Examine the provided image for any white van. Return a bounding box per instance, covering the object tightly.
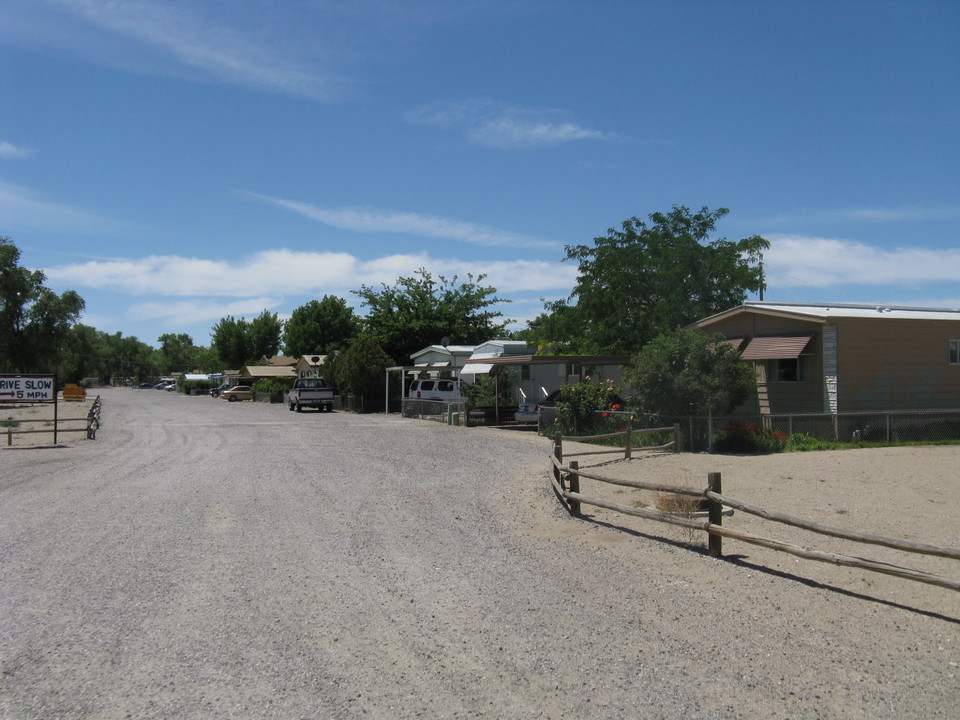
[407,378,464,401]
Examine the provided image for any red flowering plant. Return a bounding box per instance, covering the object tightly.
[552,379,626,437]
[713,420,788,454]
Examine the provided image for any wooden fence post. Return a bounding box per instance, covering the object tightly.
[553,431,563,487]
[568,460,581,516]
[707,472,723,558]
[673,423,681,453]
[624,421,633,460]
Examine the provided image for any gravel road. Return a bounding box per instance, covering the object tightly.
[1,388,958,719]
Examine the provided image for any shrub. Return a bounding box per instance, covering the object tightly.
[552,379,624,436]
[250,378,290,395]
[713,420,788,454]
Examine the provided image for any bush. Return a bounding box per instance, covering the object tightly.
[552,379,624,436]
[250,378,290,395]
[713,420,788,454]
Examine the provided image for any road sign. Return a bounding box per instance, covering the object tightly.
[0,375,56,402]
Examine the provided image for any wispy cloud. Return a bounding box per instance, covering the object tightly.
[765,234,960,289]
[0,181,117,233]
[407,99,614,148]
[244,191,558,249]
[22,0,341,100]
[764,204,960,226]
[43,249,576,300]
[0,141,34,159]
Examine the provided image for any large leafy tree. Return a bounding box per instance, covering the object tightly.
[562,206,768,355]
[283,296,358,357]
[248,310,283,359]
[625,328,754,416]
[1,236,85,373]
[211,311,283,368]
[354,268,508,363]
[211,316,250,369]
[157,333,197,373]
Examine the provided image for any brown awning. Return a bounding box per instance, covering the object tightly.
[740,335,813,360]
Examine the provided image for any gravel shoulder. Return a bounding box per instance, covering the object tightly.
[1,388,958,719]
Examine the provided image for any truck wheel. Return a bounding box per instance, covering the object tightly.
[295,403,302,413]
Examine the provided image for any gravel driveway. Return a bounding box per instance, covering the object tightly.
[1,388,957,719]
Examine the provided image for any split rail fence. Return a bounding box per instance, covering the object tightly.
[550,432,960,593]
[3,395,102,446]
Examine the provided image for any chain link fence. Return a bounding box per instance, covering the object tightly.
[656,408,960,452]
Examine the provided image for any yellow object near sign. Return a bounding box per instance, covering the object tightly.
[62,384,87,402]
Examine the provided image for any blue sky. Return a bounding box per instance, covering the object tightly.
[2,0,958,350]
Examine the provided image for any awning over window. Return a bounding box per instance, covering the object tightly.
[740,334,813,360]
[459,363,493,376]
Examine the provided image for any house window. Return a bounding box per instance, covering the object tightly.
[768,356,808,382]
[520,365,531,381]
[950,340,960,365]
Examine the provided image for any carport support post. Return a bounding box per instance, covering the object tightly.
[707,472,723,558]
[624,420,632,460]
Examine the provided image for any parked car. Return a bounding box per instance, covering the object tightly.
[210,383,231,398]
[221,385,253,402]
[514,389,561,423]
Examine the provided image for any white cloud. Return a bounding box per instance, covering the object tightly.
[0,141,34,159]
[407,98,613,148]
[244,192,558,249]
[128,297,282,326]
[43,249,576,299]
[765,234,960,288]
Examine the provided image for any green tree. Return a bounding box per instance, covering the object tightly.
[354,268,508,363]
[624,328,754,416]
[563,206,768,355]
[211,316,250,369]
[158,333,196,373]
[0,237,85,373]
[283,296,359,357]
[519,299,593,354]
[329,334,392,411]
[248,310,283,359]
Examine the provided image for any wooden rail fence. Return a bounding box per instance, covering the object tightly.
[550,436,960,593]
[3,395,102,445]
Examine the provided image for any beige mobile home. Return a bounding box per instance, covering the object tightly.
[694,302,960,414]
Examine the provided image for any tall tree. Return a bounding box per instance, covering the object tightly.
[563,206,768,355]
[354,268,508,363]
[157,333,196,373]
[1,236,85,373]
[283,296,358,357]
[211,316,250,369]
[248,310,283,359]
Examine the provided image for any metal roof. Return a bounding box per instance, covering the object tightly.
[696,302,960,326]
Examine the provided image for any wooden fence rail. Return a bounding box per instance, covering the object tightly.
[549,452,960,593]
[3,395,101,445]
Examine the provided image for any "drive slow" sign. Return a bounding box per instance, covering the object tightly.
[0,376,56,402]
